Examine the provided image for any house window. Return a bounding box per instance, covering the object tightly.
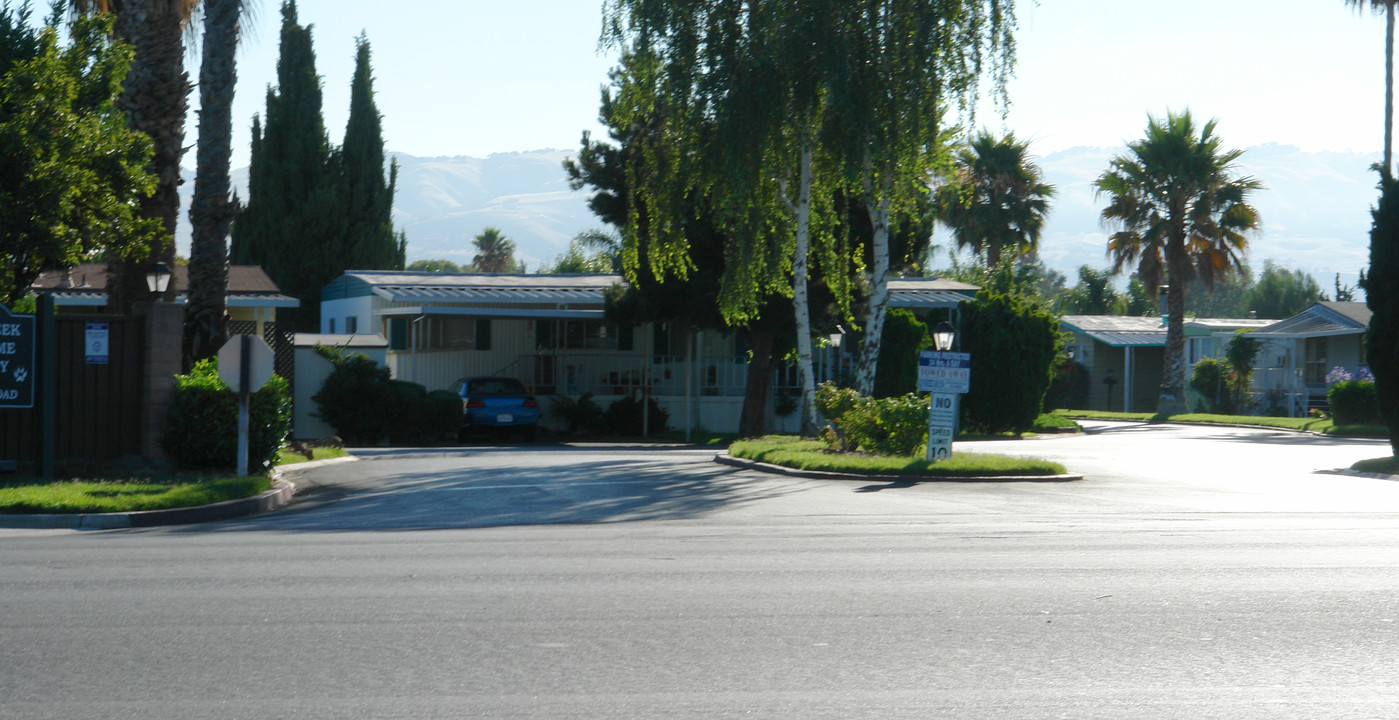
[535,320,626,350]
[417,317,490,350]
[1187,337,1207,365]
[1305,337,1328,384]
[346,316,358,334]
[328,318,336,333]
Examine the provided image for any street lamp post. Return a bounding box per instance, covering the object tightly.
[827,325,844,386]
[145,262,173,297]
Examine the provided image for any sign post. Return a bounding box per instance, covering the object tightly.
[918,350,971,462]
[218,335,276,476]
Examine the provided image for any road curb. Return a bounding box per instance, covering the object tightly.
[714,454,1082,483]
[0,479,297,530]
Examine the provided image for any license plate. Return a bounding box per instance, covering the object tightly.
[496,414,513,423]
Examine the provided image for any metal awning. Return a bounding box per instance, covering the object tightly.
[377,305,605,320]
[371,285,610,305]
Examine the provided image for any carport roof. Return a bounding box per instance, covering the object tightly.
[1061,316,1166,347]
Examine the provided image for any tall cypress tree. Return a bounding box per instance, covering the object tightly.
[1367,171,1399,455]
[339,33,405,271]
[231,0,343,331]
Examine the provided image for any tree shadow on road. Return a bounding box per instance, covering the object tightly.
[180,450,800,534]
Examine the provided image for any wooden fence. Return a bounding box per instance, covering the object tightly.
[0,314,145,472]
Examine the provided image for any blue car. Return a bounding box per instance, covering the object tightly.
[457,377,540,441]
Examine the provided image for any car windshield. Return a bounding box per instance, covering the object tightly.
[468,378,527,395]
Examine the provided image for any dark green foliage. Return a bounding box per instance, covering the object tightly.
[1057,266,1123,315]
[814,383,928,457]
[1223,332,1261,411]
[872,309,932,399]
[309,346,456,445]
[1329,380,1380,426]
[1045,360,1090,411]
[958,291,1059,435]
[1367,172,1399,453]
[549,393,607,435]
[1190,357,1229,413]
[339,34,405,272]
[603,395,669,436]
[837,394,928,457]
[310,346,394,444]
[0,7,159,304]
[1245,261,1324,319]
[383,383,458,445]
[233,3,404,332]
[161,359,292,472]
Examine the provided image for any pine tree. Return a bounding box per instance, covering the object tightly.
[231,0,343,332]
[339,33,403,271]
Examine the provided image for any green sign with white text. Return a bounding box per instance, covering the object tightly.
[0,303,36,408]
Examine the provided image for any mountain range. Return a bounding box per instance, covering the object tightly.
[175,144,1381,290]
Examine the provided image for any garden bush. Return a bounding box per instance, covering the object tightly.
[311,347,458,445]
[549,393,606,435]
[958,291,1058,435]
[312,347,395,444]
[161,358,292,472]
[1329,380,1380,426]
[1189,357,1228,413]
[815,383,928,457]
[604,395,670,436]
[1045,360,1090,411]
[872,309,932,398]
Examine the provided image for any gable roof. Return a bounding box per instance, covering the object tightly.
[31,263,298,308]
[1253,301,1370,337]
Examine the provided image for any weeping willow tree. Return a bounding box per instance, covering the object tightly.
[603,0,1019,416]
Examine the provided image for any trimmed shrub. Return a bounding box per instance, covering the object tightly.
[162,358,292,473]
[815,383,929,457]
[872,309,933,398]
[1045,360,1090,411]
[1330,380,1380,426]
[604,395,670,436]
[311,347,458,445]
[1189,357,1228,413]
[958,291,1058,435]
[311,348,395,444]
[549,393,606,435]
[838,393,928,456]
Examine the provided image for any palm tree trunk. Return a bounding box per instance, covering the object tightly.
[1158,265,1189,416]
[186,0,240,367]
[106,0,190,314]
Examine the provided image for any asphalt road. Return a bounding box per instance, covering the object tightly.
[3,422,1399,719]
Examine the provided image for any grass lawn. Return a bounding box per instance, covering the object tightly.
[728,436,1067,478]
[1352,456,1399,475]
[277,447,351,465]
[0,475,272,515]
[1060,409,1387,438]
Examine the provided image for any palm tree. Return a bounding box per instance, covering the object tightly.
[71,0,200,313]
[471,227,518,273]
[1095,110,1262,415]
[934,131,1056,268]
[1348,0,1396,176]
[185,0,249,366]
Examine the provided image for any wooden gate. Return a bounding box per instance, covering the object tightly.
[0,314,145,472]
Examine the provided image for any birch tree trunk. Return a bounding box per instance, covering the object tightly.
[855,170,893,397]
[788,143,819,435]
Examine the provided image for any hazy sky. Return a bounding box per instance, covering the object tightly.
[213,0,1388,164]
